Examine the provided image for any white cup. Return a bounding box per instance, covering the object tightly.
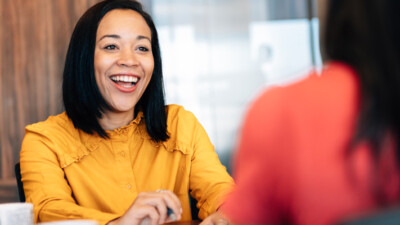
[38,220,99,225]
[0,202,33,225]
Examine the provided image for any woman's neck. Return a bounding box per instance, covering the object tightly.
[98,110,135,131]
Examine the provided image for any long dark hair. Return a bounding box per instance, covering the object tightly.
[62,0,169,142]
[323,0,400,201]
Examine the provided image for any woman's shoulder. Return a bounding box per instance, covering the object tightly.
[255,62,358,109]
[22,112,100,167]
[25,112,75,134]
[166,104,195,119]
[24,112,80,144]
[164,104,203,149]
[165,104,200,128]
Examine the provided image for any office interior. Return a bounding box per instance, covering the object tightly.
[0,0,320,202]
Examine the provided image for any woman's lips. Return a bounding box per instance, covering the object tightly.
[110,74,140,93]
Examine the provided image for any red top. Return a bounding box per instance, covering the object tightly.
[221,62,400,225]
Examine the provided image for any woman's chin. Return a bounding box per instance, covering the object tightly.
[107,105,135,115]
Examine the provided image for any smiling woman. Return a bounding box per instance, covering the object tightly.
[19,1,234,225]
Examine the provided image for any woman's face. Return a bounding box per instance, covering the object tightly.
[94,9,154,116]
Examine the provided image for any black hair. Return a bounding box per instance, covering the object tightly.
[323,0,400,201]
[62,0,169,142]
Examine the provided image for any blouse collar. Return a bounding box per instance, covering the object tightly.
[79,111,147,145]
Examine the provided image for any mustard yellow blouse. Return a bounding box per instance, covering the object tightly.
[20,105,234,225]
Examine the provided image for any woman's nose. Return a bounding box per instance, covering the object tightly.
[117,49,138,67]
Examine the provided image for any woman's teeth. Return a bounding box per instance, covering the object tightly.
[111,75,138,87]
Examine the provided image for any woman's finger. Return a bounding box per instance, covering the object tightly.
[123,190,183,224]
[154,190,182,221]
[215,218,229,225]
[135,205,160,225]
[150,196,168,224]
[199,212,230,225]
[135,191,181,222]
[159,189,182,213]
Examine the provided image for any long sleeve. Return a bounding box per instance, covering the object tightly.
[190,121,234,219]
[20,131,120,225]
[170,109,235,220]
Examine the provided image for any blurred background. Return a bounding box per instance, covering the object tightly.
[154,0,322,170]
[0,0,321,202]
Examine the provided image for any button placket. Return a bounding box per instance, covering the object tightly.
[111,138,136,193]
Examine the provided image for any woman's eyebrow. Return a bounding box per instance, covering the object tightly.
[98,34,151,42]
[99,34,120,41]
[137,35,151,42]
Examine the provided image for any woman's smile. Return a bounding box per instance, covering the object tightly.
[110,74,140,93]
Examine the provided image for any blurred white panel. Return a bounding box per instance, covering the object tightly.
[250,19,313,86]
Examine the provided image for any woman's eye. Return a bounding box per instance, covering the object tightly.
[104,45,117,50]
[138,46,149,52]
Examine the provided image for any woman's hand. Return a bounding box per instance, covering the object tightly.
[200,212,230,225]
[107,189,182,225]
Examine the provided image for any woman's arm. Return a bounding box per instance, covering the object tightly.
[20,136,120,225]
[186,113,235,220]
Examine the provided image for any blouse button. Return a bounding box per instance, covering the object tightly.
[120,152,126,157]
[127,184,132,189]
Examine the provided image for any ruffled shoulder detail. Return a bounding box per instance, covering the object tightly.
[24,112,103,168]
[160,138,190,155]
[59,136,102,168]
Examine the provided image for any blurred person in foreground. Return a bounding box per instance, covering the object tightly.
[19,0,234,225]
[205,0,400,224]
